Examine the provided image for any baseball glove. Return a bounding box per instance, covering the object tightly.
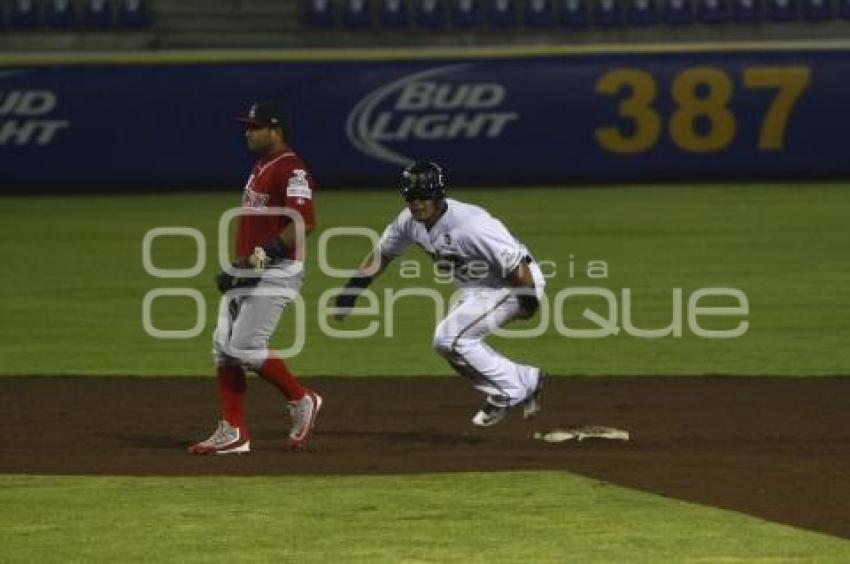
[215,263,260,294]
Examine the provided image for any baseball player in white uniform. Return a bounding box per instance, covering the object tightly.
[334,161,546,426]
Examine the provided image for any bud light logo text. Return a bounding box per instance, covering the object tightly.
[346,65,519,166]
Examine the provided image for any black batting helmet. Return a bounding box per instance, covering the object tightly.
[399,160,447,202]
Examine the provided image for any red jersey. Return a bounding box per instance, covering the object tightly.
[235,147,316,261]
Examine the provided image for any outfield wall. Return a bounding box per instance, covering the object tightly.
[1,43,849,191]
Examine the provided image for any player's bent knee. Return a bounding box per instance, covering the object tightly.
[432,333,455,358]
[223,337,269,371]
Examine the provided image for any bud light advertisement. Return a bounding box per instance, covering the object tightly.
[2,48,850,191]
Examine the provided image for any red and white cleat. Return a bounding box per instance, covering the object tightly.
[285,390,322,449]
[188,420,250,455]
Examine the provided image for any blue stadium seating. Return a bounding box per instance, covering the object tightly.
[82,0,114,27]
[525,0,556,26]
[489,0,518,27]
[380,0,408,26]
[731,0,763,22]
[414,0,446,27]
[765,0,798,19]
[560,0,590,26]
[662,0,695,23]
[343,0,373,27]
[451,0,483,26]
[9,0,42,29]
[117,0,150,27]
[626,0,658,24]
[698,0,730,21]
[46,0,76,28]
[801,0,833,19]
[304,0,337,27]
[592,0,624,25]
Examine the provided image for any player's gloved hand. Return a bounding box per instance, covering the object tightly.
[216,260,260,294]
[333,275,373,321]
[516,291,540,319]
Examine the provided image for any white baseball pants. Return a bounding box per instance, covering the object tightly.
[432,262,546,406]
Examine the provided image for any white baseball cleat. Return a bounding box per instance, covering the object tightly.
[472,396,509,427]
[285,390,322,449]
[188,420,250,455]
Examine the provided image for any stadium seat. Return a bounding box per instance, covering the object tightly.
[343,0,373,27]
[82,0,114,27]
[560,0,591,25]
[9,0,41,29]
[731,0,763,21]
[117,0,150,27]
[451,0,483,26]
[525,0,556,26]
[46,0,77,28]
[662,0,695,23]
[304,0,337,27]
[591,0,624,25]
[626,0,658,24]
[698,0,730,21]
[379,0,408,26]
[489,0,518,27]
[801,0,833,19]
[841,0,850,18]
[765,0,798,20]
[414,0,446,27]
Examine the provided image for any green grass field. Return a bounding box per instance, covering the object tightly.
[1,183,849,376]
[2,473,848,563]
[1,184,849,561]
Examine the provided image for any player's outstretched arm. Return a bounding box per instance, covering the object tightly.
[333,249,392,321]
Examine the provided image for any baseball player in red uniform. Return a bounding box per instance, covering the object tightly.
[189,101,321,454]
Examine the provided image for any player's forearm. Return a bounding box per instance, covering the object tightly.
[357,249,389,279]
[334,250,391,319]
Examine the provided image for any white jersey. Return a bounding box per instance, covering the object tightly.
[378,198,531,289]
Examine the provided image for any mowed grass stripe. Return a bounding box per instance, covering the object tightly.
[1,472,848,562]
[0,183,848,376]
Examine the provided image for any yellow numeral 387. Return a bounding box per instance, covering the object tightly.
[594,66,810,154]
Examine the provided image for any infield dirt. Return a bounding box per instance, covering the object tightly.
[1,376,847,539]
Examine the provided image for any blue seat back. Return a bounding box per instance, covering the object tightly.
[525,0,556,25]
[380,0,408,26]
[414,0,446,27]
[765,0,798,20]
[304,0,337,26]
[117,0,150,27]
[662,0,694,23]
[9,0,42,29]
[698,0,730,21]
[560,0,590,25]
[83,0,114,27]
[46,0,77,28]
[343,0,373,27]
[489,0,518,27]
[801,0,833,19]
[451,0,483,26]
[592,0,624,24]
[731,0,763,21]
[626,0,658,24]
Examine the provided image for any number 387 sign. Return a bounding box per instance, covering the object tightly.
[594,66,811,154]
